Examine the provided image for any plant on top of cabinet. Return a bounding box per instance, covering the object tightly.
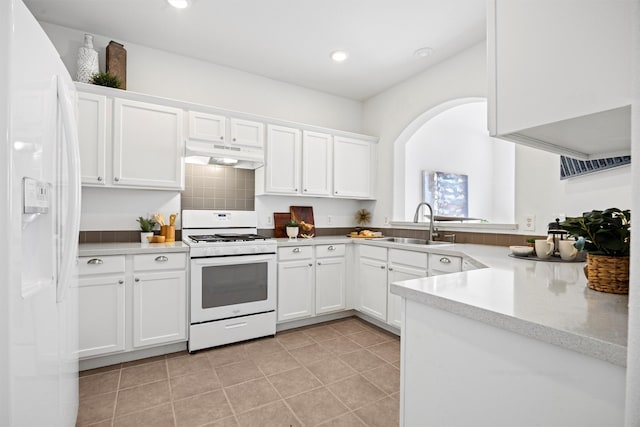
[90,71,122,89]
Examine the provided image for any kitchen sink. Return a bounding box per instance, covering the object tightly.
[376,237,450,245]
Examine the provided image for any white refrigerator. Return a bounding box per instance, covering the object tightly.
[0,0,82,426]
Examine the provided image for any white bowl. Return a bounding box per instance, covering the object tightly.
[510,245,534,256]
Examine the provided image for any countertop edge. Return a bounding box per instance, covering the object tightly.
[79,242,189,256]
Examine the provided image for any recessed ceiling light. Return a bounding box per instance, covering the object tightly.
[413,47,434,58]
[330,50,349,62]
[167,0,190,9]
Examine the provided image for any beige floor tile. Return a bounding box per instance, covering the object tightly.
[339,349,386,372]
[392,360,401,369]
[235,400,301,427]
[113,402,174,427]
[368,341,401,363]
[317,411,366,426]
[170,369,222,400]
[305,357,357,385]
[167,352,212,378]
[275,330,315,350]
[354,396,400,427]
[224,377,280,414]
[361,363,400,395]
[115,380,171,417]
[243,337,285,357]
[303,325,342,342]
[76,392,117,426]
[121,354,166,368]
[286,387,348,426]
[288,342,331,366]
[347,330,392,347]
[166,350,190,359]
[205,343,249,368]
[79,370,120,399]
[79,364,121,377]
[330,318,367,335]
[83,419,113,427]
[215,359,263,387]
[203,415,239,426]
[252,350,301,376]
[173,390,233,427]
[267,366,321,398]
[327,375,386,410]
[119,360,168,389]
[318,336,362,355]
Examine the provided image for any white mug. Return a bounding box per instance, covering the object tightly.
[558,240,578,261]
[535,239,554,259]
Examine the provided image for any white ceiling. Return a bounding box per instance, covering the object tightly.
[24,0,486,101]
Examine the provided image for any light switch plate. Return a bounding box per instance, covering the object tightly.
[523,214,535,231]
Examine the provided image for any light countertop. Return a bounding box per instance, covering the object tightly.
[389,244,628,367]
[79,242,189,256]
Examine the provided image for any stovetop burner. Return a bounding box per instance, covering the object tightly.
[188,233,271,243]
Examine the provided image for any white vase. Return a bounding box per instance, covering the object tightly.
[140,232,153,243]
[286,226,299,240]
[77,34,99,83]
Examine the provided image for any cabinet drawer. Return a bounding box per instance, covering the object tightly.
[78,255,125,276]
[359,245,387,261]
[278,246,313,261]
[316,244,345,258]
[389,249,428,269]
[428,253,462,273]
[134,253,186,271]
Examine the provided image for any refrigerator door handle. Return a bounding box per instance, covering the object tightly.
[56,75,81,303]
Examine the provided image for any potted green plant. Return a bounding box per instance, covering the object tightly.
[525,237,536,255]
[136,216,157,243]
[90,71,122,88]
[561,208,630,294]
[285,219,299,240]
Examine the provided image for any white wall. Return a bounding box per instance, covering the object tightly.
[363,41,632,233]
[39,22,369,230]
[404,101,515,223]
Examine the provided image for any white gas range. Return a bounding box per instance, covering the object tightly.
[182,210,277,352]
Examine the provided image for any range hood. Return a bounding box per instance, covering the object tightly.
[184,139,264,169]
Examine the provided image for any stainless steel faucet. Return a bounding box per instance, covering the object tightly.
[413,202,434,242]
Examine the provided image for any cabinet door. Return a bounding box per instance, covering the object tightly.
[302,130,332,196]
[387,264,426,329]
[428,253,462,276]
[113,98,184,189]
[358,257,387,321]
[333,136,373,198]
[230,118,264,149]
[316,257,346,314]
[132,270,187,348]
[77,275,125,358]
[77,92,107,186]
[277,260,314,321]
[265,124,301,194]
[188,111,226,142]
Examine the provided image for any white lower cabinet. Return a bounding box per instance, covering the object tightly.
[277,259,315,322]
[357,245,389,322]
[387,249,428,329]
[315,245,346,314]
[77,251,187,359]
[428,253,462,276]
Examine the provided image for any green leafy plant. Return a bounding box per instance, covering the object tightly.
[286,219,298,227]
[90,71,122,88]
[136,216,157,232]
[561,208,630,256]
[525,238,536,244]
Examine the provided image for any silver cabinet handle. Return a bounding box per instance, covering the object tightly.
[232,137,236,142]
[118,279,124,285]
[87,258,103,265]
[155,255,169,262]
[328,245,336,251]
[380,265,386,269]
[135,278,140,282]
[294,188,298,192]
[293,248,301,253]
[388,267,394,271]
[114,177,120,182]
[220,136,224,140]
[97,176,103,182]
[308,263,313,267]
[439,257,451,264]
[317,262,322,266]
[303,189,307,192]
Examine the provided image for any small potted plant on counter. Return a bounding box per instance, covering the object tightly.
[285,219,299,240]
[561,208,630,294]
[137,216,157,243]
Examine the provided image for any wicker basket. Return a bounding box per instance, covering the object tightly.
[585,254,630,294]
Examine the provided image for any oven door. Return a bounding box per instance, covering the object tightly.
[190,253,276,323]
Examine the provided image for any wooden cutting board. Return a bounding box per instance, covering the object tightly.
[273,212,291,238]
[290,206,315,236]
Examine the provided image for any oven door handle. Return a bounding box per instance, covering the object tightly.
[192,254,275,266]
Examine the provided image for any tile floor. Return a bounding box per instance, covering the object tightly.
[77,317,401,427]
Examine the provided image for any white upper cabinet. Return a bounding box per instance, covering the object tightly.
[188,111,226,142]
[113,98,184,189]
[333,136,374,199]
[77,92,107,186]
[301,130,332,196]
[230,118,264,149]
[188,111,264,150]
[265,124,302,194]
[488,0,632,159]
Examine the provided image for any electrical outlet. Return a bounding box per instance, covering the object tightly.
[327,215,333,225]
[523,214,535,231]
[266,216,272,225]
[384,216,389,225]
